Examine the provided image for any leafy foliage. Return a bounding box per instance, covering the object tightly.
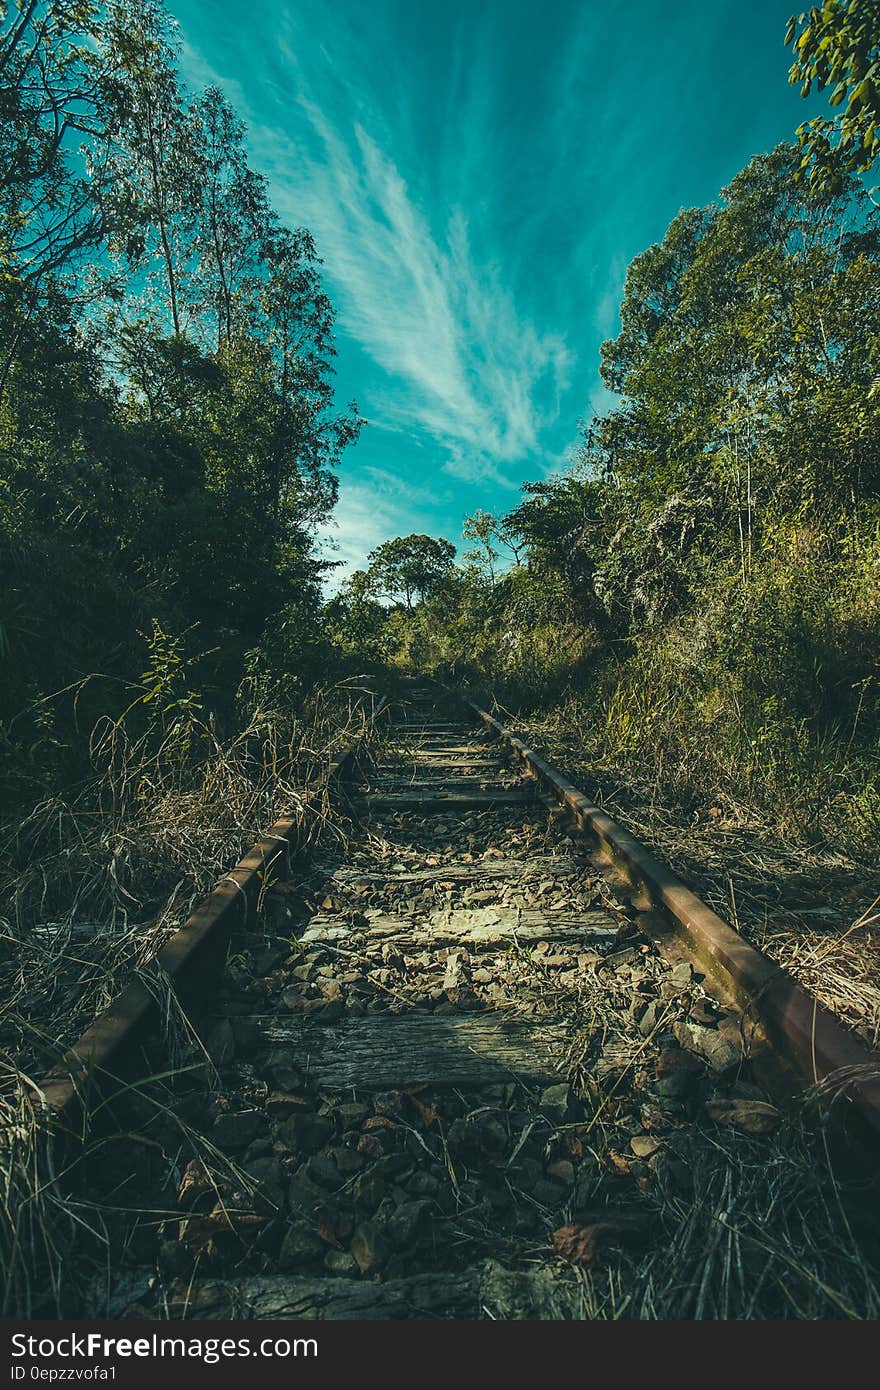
[0,0,360,819]
[355,143,880,852]
[786,1,880,194]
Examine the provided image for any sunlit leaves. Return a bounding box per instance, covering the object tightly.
[786,1,880,192]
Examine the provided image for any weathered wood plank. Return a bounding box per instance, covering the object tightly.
[168,1261,577,1320]
[245,1014,572,1087]
[389,743,495,755]
[299,905,618,946]
[370,776,522,793]
[400,754,503,765]
[329,853,579,886]
[169,1272,480,1319]
[363,789,535,813]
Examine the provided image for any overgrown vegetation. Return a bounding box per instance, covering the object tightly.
[1,0,362,824]
[3,0,880,1324]
[0,0,371,1311]
[335,141,880,858]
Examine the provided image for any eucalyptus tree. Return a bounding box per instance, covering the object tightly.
[190,86,272,350]
[96,0,198,337]
[260,224,341,527]
[462,509,524,579]
[593,143,880,605]
[0,0,105,288]
[0,1,110,405]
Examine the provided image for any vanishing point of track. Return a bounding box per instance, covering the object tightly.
[38,684,880,1319]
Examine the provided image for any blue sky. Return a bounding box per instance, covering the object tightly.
[172,0,815,583]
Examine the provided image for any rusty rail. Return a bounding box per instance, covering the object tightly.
[40,698,387,1137]
[469,699,880,1144]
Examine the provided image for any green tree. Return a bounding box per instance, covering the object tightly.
[97,0,198,335]
[366,533,456,610]
[786,1,880,195]
[190,86,270,349]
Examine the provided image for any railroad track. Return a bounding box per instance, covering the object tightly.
[40,686,880,1319]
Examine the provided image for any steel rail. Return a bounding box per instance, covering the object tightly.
[469,698,880,1144]
[39,697,388,1137]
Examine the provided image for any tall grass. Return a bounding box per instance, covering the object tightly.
[0,669,377,1316]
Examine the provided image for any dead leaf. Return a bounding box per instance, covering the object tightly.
[410,1096,439,1128]
[607,1151,632,1175]
[363,1114,398,1132]
[552,1209,653,1267]
[562,1132,584,1159]
[177,1159,214,1209]
[551,1222,609,1266]
[705,1098,781,1134]
[630,1135,661,1158]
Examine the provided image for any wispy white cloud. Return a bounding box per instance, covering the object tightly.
[269,103,572,485]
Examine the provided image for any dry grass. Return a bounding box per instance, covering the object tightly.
[565,1121,880,1320]
[506,705,880,1051]
[0,676,380,1317]
[476,705,880,1319]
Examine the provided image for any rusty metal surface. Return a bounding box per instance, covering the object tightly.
[40,699,387,1135]
[470,700,880,1143]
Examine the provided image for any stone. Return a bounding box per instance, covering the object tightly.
[539,1083,571,1122]
[277,1113,333,1155]
[286,1167,325,1216]
[668,961,694,989]
[351,1220,388,1275]
[212,1110,264,1152]
[387,1199,432,1249]
[545,1160,575,1186]
[533,1180,565,1208]
[630,1135,661,1159]
[306,1153,343,1190]
[628,997,648,1023]
[447,1113,507,1162]
[277,1221,323,1269]
[373,1090,405,1117]
[267,1055,307,1092]
[372,1153,414,1181]
[237,1157,284,1213]
[352,1171,387,1213]
[356,1133,385,1161]
[656,1046,704,1076]
[704,1098,781,1135]
[689,997,719,1027]
[407,1171,441,1199]
[331,1146,365,1177]
[265,1092,312,1117]
[324,1249,359,1278]
[673,1021,743,1073]
[638,1001,661,1037]
[653,1071,693,1100]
